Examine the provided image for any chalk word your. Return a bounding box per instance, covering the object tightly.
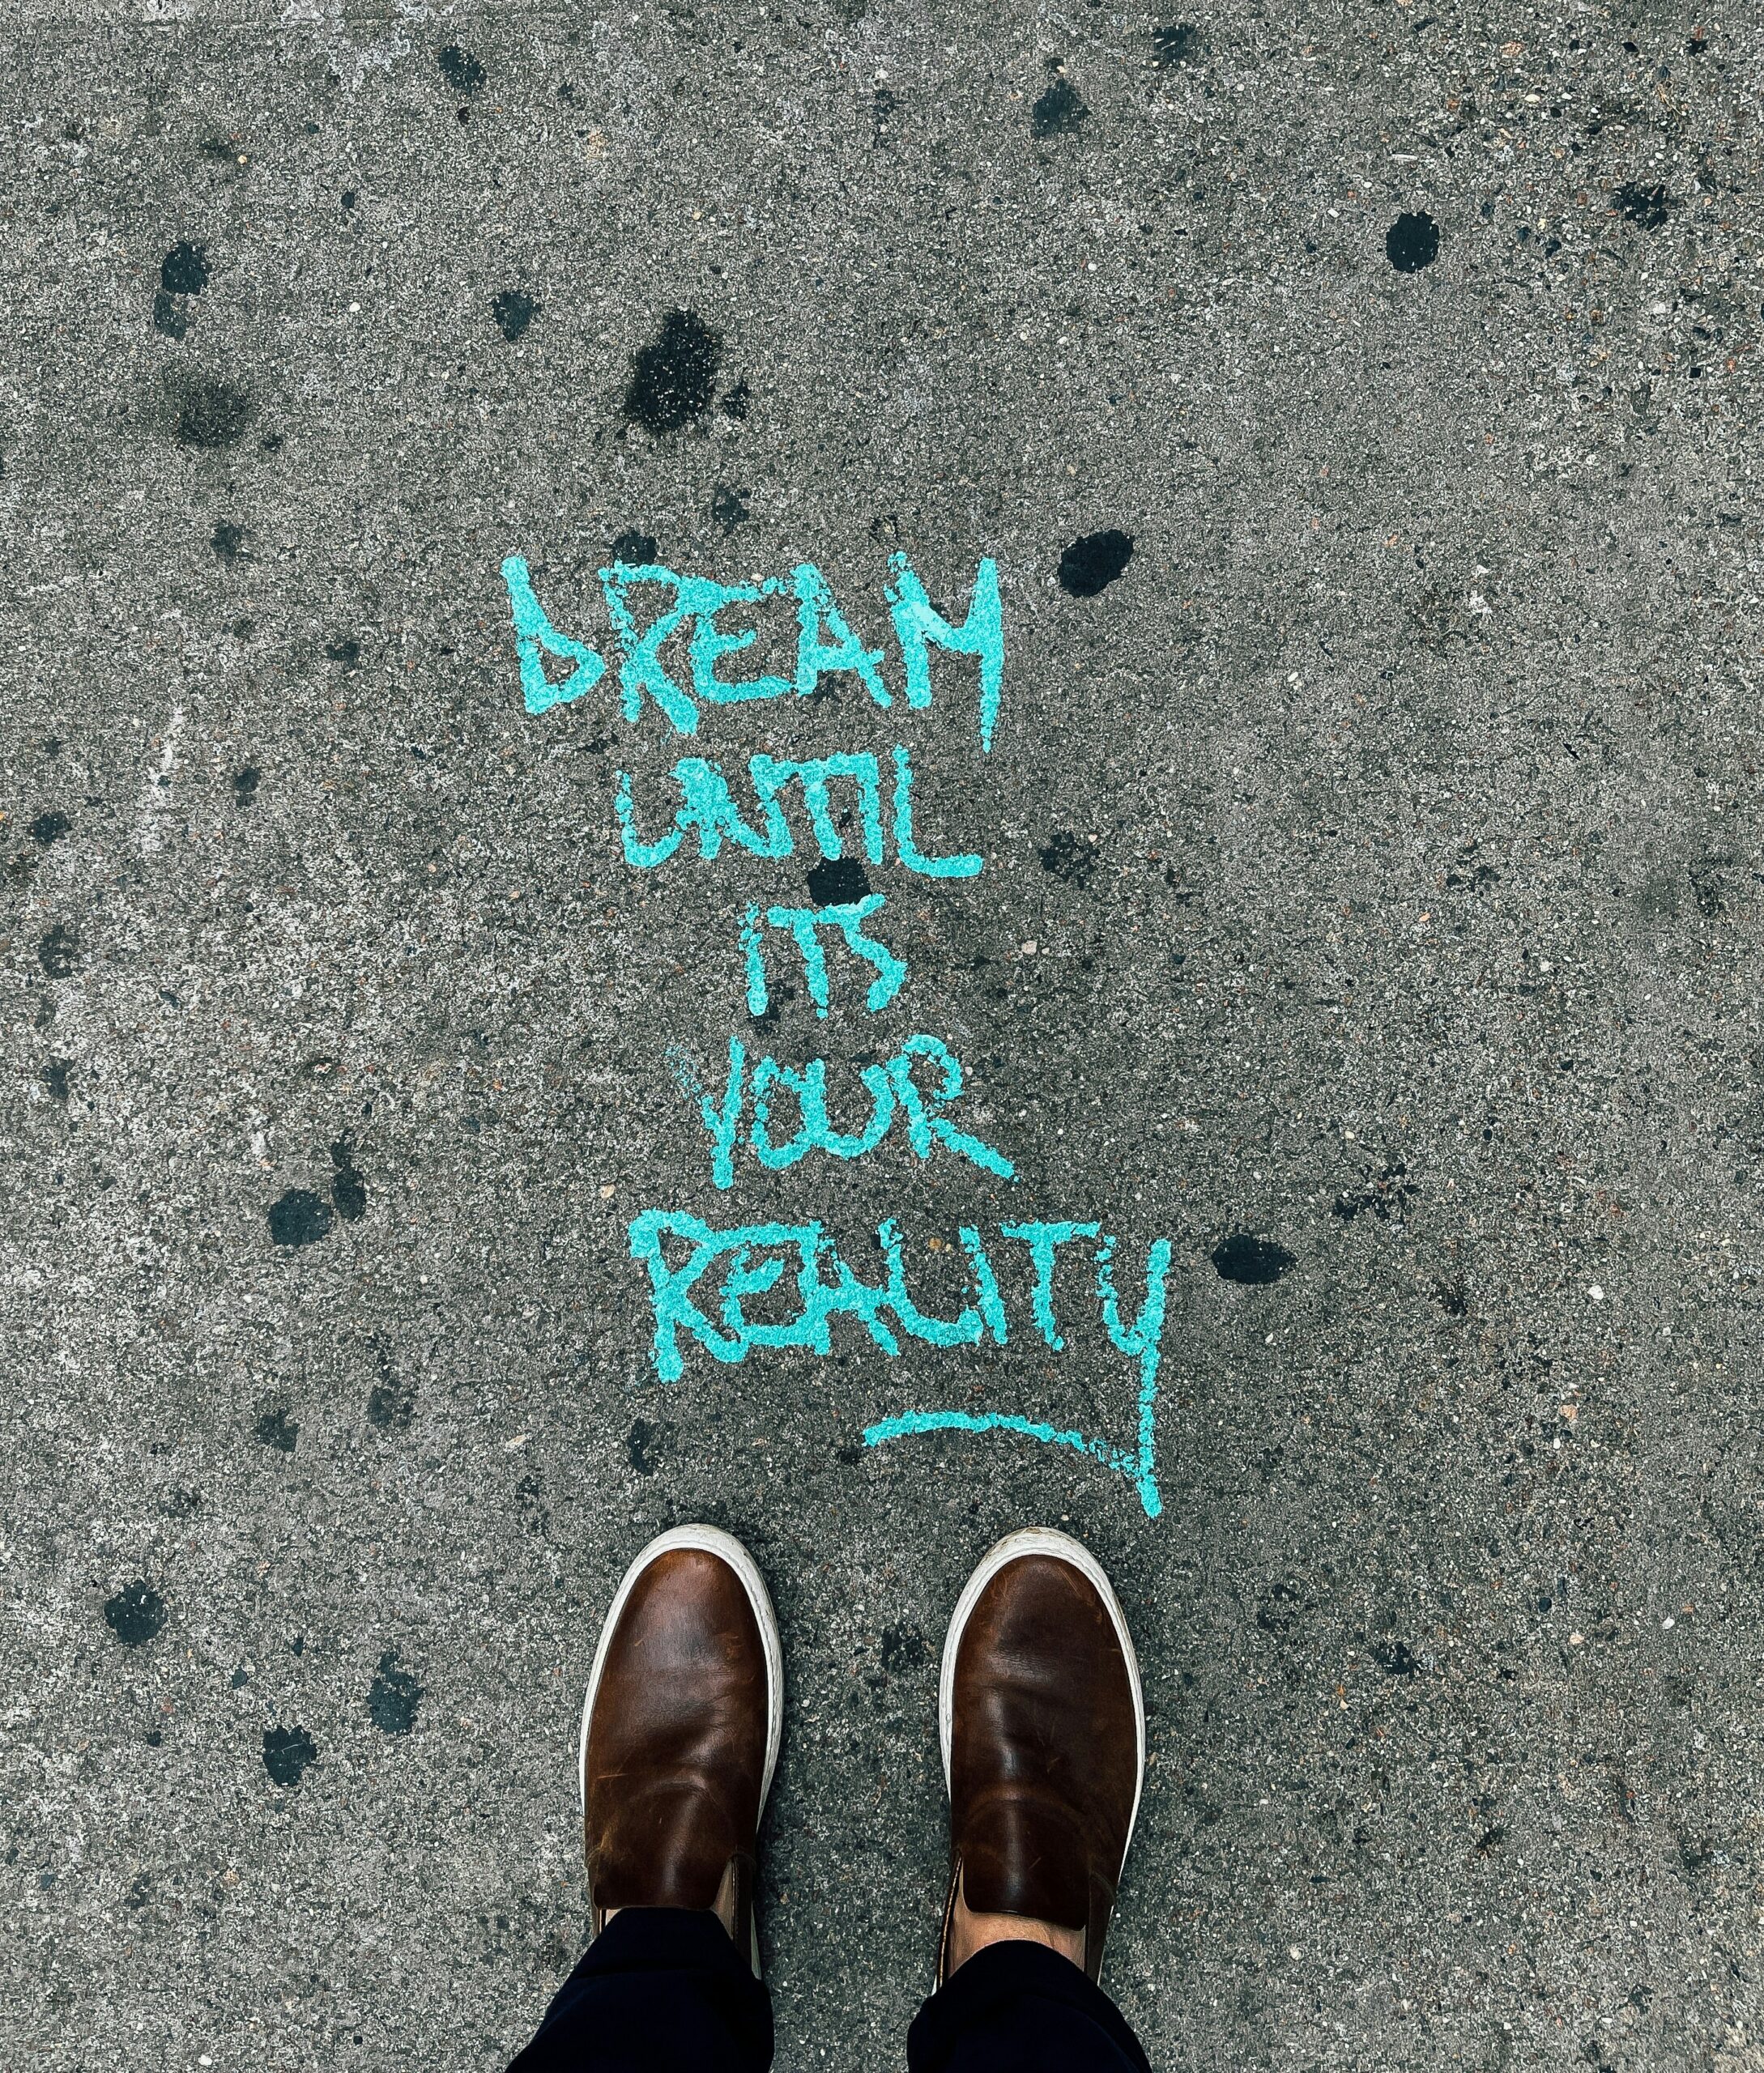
[677,1031,1013,1186]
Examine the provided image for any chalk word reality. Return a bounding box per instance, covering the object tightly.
[630,1213,1172,1522]
[503,552,1175,1518]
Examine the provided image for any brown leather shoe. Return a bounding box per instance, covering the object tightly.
[579,1526,782,1974]
[938,1529,1144,1986]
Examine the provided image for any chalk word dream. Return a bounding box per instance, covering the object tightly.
[629,1212,1171,1520]
[502,554,1003,747]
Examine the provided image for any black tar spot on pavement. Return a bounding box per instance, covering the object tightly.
[262,1725,319,1787]
[437,45,485,93]
[1153,23,1202,64]
[807,858,871,907]
[880,1624,927,1676]
[624,309,722,434]
[610,530,658,565]
[1333,1163,1417,1221]
[269,1188,334,1247]
[104,1581,167,1647]
[1032,74,1088,139]
[324,636,360,667]
[1038,830,1097,887]
[38,923,78,977]
[710,483,749,530]
[492,289,536,342]
[625,1426,671,1475]
[1211,1232,1297,1283]
[152,293,189,338]
[330,1137,369,1221]
[170,375,254,448]
[1059,530,1134,597]
[367,1338,415,1430]
[368,1649,422,1735]
[1372,1639,1419,1677]
[211,520,247,564]
[160,242,209,296]
[1386,211,1441,271]
[29,810,70,845]
[1615,181,1672,228]
[722,378,751,419]
[232,766,260,802]
[42,1059,70,1102]
[254,1395,298,1451]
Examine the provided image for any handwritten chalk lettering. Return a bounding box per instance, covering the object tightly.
[676,1032,1014,1188]
[500,554,1004,751]
[614,746,982,879]
[744,896,908,1019]
[626,1211,1172,1518]
[503,554,608,716]
[510,521,1168,1518]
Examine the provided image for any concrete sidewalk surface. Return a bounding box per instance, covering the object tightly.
[0,3,1758,2067]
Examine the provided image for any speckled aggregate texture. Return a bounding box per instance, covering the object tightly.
[2,2,1762,2068]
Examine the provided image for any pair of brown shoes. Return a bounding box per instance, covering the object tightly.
[581,1526,1144,1986]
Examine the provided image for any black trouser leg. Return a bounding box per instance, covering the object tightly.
[508,1909,773,2073]
[907,1942,1153,2073]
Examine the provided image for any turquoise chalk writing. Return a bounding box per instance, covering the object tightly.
[885,552,1003,754]
[747,895,908,1019]
[506,526,1170,1520]
[877,1220,1008,1348]
[615,746,980,879]
[867,1228,1170,1521]
[793,564,890,705]
[680,1032,1014,1188]
[860,1411,1162,1525]
[501,554,1005,749]
[998,1221,1101,1351]
[627,1210,1172,1518]
[503,556,607,716]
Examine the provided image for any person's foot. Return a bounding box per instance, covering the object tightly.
[938,1529,1144,1986]
[580,1526,782,1973]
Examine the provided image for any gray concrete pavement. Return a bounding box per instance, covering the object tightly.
[2,2,1761,2067]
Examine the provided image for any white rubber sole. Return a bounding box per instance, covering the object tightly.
[937,1527,1146,1862]
[577,1524,786,1821]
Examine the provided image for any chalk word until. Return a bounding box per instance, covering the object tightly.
[501,555,1004,749]
[626,1211,1171,1518]
[675,1031,1014,1189]
[616,745,981,879]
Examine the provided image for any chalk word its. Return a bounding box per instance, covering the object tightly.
[678,1031,1014,1189]
[742,896,907,1019]
[502,555,1004,750]
[617,745,980,880]
[627,1211,1172,1518]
